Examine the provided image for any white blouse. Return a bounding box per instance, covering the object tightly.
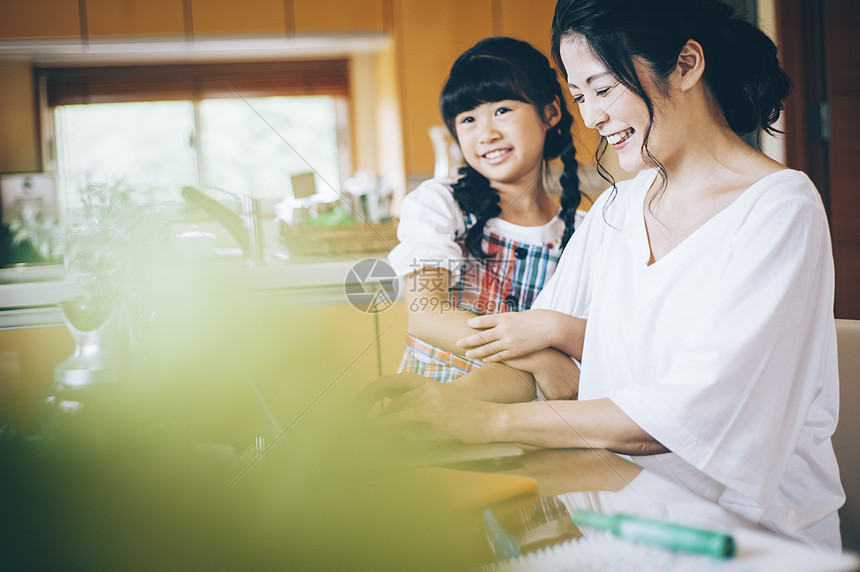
[533,168,844,549]
[387,178,569,278]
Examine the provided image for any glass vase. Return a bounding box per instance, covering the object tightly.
[42,300,131,441]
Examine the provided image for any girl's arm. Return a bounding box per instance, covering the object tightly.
[365,367,664,454]
[457,310,587,362]
[404,268,581,400]
[501,348,580,400]
[361,346,578,407]
[403,267,481,355]
[434,347,580,402]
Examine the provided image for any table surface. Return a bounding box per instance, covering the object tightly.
[462,445,859,572]
[2,416,857,571]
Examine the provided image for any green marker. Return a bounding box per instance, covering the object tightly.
[570,510,736,559]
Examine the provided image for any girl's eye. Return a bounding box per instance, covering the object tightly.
[495,107,511,116]
[459,116,475,124]
[571,94,584,104]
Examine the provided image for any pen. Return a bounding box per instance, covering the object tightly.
[482,509,522,559]
[570,510,736,559]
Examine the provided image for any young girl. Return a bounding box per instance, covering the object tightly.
[368,0,844,549]
[387,37,584,384]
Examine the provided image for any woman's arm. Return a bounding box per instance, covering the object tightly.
[457,310,587,362]
[364,369,665,454]
[493,396,665,454]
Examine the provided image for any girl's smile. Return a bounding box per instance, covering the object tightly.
[454,99,559,194]
[481,147,513,163]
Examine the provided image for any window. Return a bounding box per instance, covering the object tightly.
[54,100,198,207]
[40,61,351,214]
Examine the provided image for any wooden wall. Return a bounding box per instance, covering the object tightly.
[777,0,860,318]
[0,0,599,186]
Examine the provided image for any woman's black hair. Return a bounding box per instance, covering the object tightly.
[439,36,582,260]
[550,0,791,197]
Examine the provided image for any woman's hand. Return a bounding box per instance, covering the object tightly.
[456,309,559,361]
[357,372,503,444]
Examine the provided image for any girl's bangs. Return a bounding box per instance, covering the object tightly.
[441,57,532,122]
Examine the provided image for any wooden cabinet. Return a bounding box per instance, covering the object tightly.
[825,1,860,318]
[497,0,557,54]
[0,0,389,40]
[0,294,404,440]
[0,0,80,39]
[778,0,860,318]
[157,298,384,435]
[497,0,599,165]
[393,0,494,176]
[271,303,381,423]
[86,0,185,38]
[831,93,860,318]
[0,326,74,435]
[190,0,286,36]
[0,0,602,203]
[391,0,599,179]
[293,0,386,34]
[377,300,407,375]
[0,62,40,173]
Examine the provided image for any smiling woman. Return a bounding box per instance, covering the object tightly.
[365,0,845,552]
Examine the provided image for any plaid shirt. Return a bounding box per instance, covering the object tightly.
[399,214,562,383]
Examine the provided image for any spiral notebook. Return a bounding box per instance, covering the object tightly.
[478,527,859,572]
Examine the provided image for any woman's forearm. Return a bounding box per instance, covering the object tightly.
[371,371,666,454]
[449,362,539,403]
[492,397,667,454]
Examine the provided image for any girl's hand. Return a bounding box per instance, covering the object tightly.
[457,309,560,361]
[504,348,580,401]
[357,372,501,444]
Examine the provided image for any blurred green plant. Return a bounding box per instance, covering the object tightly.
[10,180,170,330]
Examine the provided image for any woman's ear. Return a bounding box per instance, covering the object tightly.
[543,96,563,129]
[674,39,706,92]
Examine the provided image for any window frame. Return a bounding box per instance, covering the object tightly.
[37,59,353,217]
